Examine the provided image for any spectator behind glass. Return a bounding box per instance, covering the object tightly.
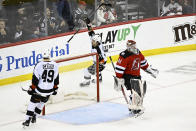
[39,7,59,36]
[56,19,69,33]
[74,0,88,30]
[113,0,124,22]
[109,0,118,22]
[13,21,25,42]
[30,25,45,39]
[16,3,35,41]
[0,0,7,19]
[182,0,193,14]
[56,0,77,31]
[0,19,11,44]
[161,0,182,16]
[95,0,116,26]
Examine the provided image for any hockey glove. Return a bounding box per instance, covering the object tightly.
[52,85,58,95]
[84,17,90,25]
[27,88,35,95]
[113,76,124,91]
[145,66,159,78]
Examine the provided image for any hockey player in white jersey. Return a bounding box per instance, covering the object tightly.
[22,51,59,127]
[80,17,107,87]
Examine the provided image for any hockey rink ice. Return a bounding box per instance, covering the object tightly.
[0,50,196,131]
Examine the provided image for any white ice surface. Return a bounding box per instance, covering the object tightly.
[0,50,196,131]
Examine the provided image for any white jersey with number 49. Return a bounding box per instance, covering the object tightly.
[33,61,59,96]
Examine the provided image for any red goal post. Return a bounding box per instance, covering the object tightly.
[56,52,100,102]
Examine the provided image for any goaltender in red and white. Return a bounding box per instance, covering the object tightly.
[22,51,59,127]
[114,40,159,115]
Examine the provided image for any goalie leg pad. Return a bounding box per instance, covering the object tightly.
[142,80,147,96]
[128,79,146,110]
[129,90,143,110]
[130,79,141,97]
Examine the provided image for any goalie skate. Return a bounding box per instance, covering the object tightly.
[129,109,144,118]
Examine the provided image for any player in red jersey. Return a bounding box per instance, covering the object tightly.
[114,40,159,116]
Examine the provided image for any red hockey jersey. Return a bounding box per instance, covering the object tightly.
[115,50,149,78]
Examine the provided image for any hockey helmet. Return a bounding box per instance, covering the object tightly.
[92,34,101,47]
[92,34,101,43]
[126,40,139,54]
[42,50,50,59]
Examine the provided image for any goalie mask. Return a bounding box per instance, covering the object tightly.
[126,40,139,54]
[92,34,101,47]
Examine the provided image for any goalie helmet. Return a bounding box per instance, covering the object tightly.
[126,40,139,54]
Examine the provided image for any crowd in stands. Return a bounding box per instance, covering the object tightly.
[160,0,193,16]
[0,0,195,45]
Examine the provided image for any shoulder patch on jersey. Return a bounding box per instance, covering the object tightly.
[120,50,134,58]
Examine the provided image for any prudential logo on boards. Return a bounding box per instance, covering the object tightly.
[1,44,69,72]
[0,56,2,72]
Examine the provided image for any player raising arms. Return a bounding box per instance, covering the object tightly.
[22,51,59,127]
[80,18,107,87]
[114,40,158,116]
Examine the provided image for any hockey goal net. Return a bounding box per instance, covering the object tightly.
[42,52,100,114]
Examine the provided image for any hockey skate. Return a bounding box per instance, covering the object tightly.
[91,75,102,83]
[91,77,102,83]
[22,118,31,127]
[80,80,90,87]
[31,114,36,123]
[128,108,144,118]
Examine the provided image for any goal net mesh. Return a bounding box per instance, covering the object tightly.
[48,53,100,106]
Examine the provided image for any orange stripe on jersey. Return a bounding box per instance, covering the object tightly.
[31,84,36,89]
[53,85,58,89]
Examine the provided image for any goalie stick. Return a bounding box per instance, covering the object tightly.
[109,56,129,104]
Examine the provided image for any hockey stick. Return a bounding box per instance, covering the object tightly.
[109,56,129,104]
[21,85,40,96]
[67,3,112,43]
[21,86,28,92]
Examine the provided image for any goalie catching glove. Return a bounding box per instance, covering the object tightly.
[145,65,159,78]
[113,76,124,91]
